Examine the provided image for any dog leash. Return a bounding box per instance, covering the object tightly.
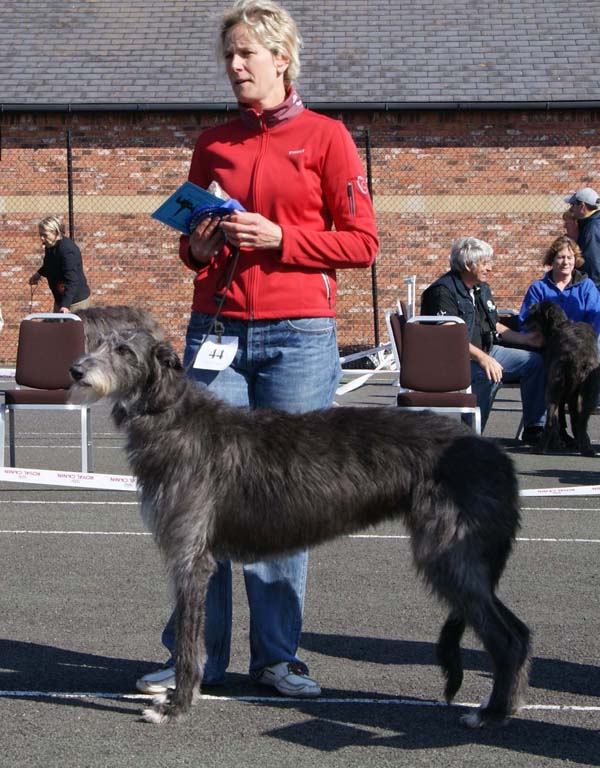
[183,245,241,374]
[29,283,38,313]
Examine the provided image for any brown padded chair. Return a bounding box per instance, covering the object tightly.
[0,313,92,471]
[385,310,481,433]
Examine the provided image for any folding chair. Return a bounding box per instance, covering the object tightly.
[385,310,481,433]
[0,313,93,471]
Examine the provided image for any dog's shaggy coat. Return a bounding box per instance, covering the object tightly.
[75,305,164,351]
[69,327,531,728]
[524,300,600,456]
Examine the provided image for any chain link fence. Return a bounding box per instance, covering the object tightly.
[2,109,598,365]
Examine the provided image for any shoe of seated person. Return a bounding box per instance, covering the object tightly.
[136,666,175,694]
[255,661,321,697]
[521,426,544,446]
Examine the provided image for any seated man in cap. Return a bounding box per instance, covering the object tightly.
[564,186,600,290]
[421,236,545,441]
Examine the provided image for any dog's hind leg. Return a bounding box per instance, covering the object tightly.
[143,551,216,724]
[437,611,466,703]
[461,596,529,728]
[492,597,531,712]
[573,371,600,456]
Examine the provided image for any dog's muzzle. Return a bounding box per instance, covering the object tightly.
[69,363,85,382]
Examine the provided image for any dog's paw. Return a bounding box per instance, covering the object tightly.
[141,706,171,725]
[140,692,183,725]
[460,694,510,728]
[559,432,577,448]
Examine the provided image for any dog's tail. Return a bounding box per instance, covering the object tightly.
[437,612,466,702]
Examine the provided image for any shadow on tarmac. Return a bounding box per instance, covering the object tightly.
[262,703,599,765]
[301,633,600,698]
[0,638,152,694]
[0,637,598,763]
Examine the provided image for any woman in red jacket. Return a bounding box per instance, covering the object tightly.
[137,0,378,699]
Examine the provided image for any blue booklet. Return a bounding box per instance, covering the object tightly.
[151,181,245,235]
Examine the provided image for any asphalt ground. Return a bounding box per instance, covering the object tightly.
[0,373,598,768]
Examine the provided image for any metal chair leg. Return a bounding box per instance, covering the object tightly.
[80,406,90,473]
[8,408,16,467]
[0,404,5,468]
[81,406,93,473]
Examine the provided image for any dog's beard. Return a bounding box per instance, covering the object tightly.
[69,368,118,404]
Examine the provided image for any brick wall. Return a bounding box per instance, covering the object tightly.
[1,107,599,364]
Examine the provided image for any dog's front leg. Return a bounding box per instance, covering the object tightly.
[143,552,216,724]
[558,401,576,448]
[538,401,561,453]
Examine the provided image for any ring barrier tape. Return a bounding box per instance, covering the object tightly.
[519,485,600,497]
[0,467,137,492]
[1,466,600,497]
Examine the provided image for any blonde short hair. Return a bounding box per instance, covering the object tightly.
[219,0,302,86]
[38,215,64,237]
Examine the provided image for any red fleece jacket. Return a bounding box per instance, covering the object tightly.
[178,90,378,319]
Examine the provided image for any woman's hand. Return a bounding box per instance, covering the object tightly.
[28,271,41,286]
[189,216,226,264]
[219,211,283,251]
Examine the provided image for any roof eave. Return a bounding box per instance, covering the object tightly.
[2,100,600,113]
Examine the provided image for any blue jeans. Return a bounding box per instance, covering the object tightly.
[471,344,546,432]
[161,312,341,683]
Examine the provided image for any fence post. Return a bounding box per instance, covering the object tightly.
[365,130,379,346]
[66,129,75,239]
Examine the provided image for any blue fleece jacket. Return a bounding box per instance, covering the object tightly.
[519,269,600,335]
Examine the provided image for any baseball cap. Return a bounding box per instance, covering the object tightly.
[564,187,600,207]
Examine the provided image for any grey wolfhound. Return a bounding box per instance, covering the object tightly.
[69,327,531,728]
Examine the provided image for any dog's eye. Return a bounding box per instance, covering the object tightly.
[115,343,132,356]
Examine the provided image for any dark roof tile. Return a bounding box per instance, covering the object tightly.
[1,0,599,107]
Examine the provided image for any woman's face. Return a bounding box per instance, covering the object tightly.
[552,246,575,278]
[39,227,60,247]
[223,24,289,111]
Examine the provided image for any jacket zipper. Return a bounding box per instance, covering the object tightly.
[247,117,271,319]
[321,272,332,308]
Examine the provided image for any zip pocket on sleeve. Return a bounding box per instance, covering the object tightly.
[347,180,356,217]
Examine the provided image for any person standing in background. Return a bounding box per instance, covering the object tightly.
[28,216,91,313]
[564,187,600,290]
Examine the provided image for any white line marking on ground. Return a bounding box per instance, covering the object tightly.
[1,500,598,513]
[349,535,600,544]
[0,690,597,713]
[0,530,149,536]
[0,531,599,543]
[0,500,138,506]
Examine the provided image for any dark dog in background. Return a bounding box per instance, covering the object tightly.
[69,323,530,729]
[524,300,600,456]
[75,305,164,351]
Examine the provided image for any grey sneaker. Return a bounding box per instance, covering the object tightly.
[136,666,176,694]
[256,661,321,697]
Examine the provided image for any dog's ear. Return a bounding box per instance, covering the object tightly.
[154,341,183,372]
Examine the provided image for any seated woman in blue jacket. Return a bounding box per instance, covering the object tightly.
[519,235,600,347]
